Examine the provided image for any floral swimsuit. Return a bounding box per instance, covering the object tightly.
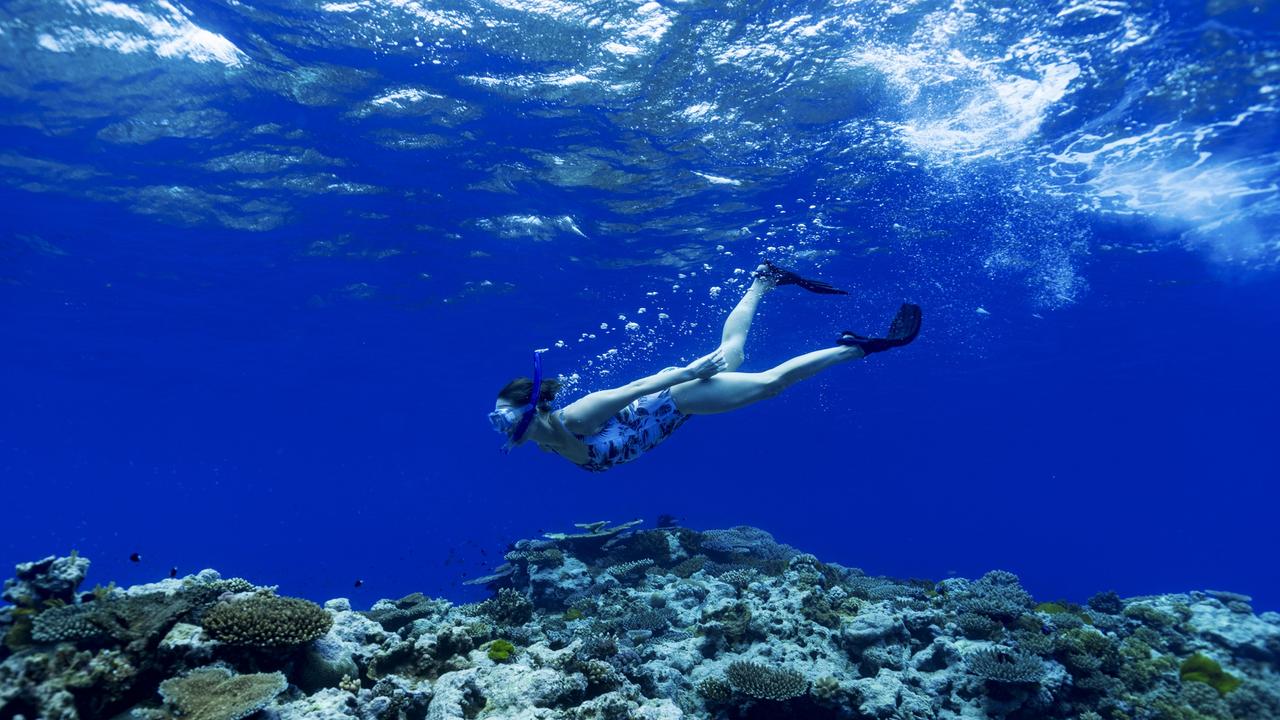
[557,388,691,472]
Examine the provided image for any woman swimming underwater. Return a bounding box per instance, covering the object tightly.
[489,262,921,472]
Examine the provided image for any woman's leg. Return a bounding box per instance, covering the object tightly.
[717,272,772,372]
[670,345,865,415]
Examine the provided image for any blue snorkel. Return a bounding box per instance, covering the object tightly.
[501,350,543,454]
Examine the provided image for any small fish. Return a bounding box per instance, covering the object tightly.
[129,552,142,563]
[169,567,177,578]
[354,579,364,588]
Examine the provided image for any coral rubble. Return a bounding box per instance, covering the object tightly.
[2,525,1279,719]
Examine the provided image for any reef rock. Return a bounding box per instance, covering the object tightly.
[3,553,90,606]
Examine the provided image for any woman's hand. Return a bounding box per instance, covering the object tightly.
[685,348,728,380]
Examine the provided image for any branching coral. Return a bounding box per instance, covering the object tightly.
[966,649,1046,684]
[1087,591,1124,615]
[948,570,1033,622]
[605,559,654,578]
[697,676,732,702]
[201,595,331,646]
[619,607,675,634]
[724,660,808,700]
[31,604,109,643]
[478,588,534,626]
[956,613,1002,640]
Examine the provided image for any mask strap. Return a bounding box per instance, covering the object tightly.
[502,350,543,454]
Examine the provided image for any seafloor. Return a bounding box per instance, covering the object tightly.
[2,523,1278,720]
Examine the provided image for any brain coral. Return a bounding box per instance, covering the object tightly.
[202,595,331,646]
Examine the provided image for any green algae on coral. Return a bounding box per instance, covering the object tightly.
[1035,600,1094,625]
[1180,653,1242,695]
[487,638,516,662]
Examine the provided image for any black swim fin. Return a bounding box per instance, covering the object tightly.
[838,303,922,354]
[757,261,848,295]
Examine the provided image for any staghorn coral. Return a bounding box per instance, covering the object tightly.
[1058,626,1119,669]
[717,568,757,590]
[948,570,1034,622]
[604,559,654,579]
[158,665,287,720]
[505,547,565,567]
[725,659,808,700]
[477,588,534,626]
[812,674,841,700]
[202,595,332,646]
[697,676,732,702]
[31,603,109,643]
[965,648,1046,684]
[1088,590,1124,615]
[619,607,675,634]
[669,556,705,578]
[956,612,1002,640]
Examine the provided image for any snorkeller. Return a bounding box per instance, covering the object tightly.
[490,262,921,472]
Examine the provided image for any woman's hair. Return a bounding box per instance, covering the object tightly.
[497,377,561,412]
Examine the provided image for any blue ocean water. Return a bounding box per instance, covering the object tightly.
[1,0,1277,612]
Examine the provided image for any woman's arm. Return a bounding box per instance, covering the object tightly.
[560,349,726,433]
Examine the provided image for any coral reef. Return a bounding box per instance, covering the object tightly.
[3,528,1279,720]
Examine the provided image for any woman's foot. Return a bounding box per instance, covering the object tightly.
[837,304,922,354]
[753,263,779,291]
